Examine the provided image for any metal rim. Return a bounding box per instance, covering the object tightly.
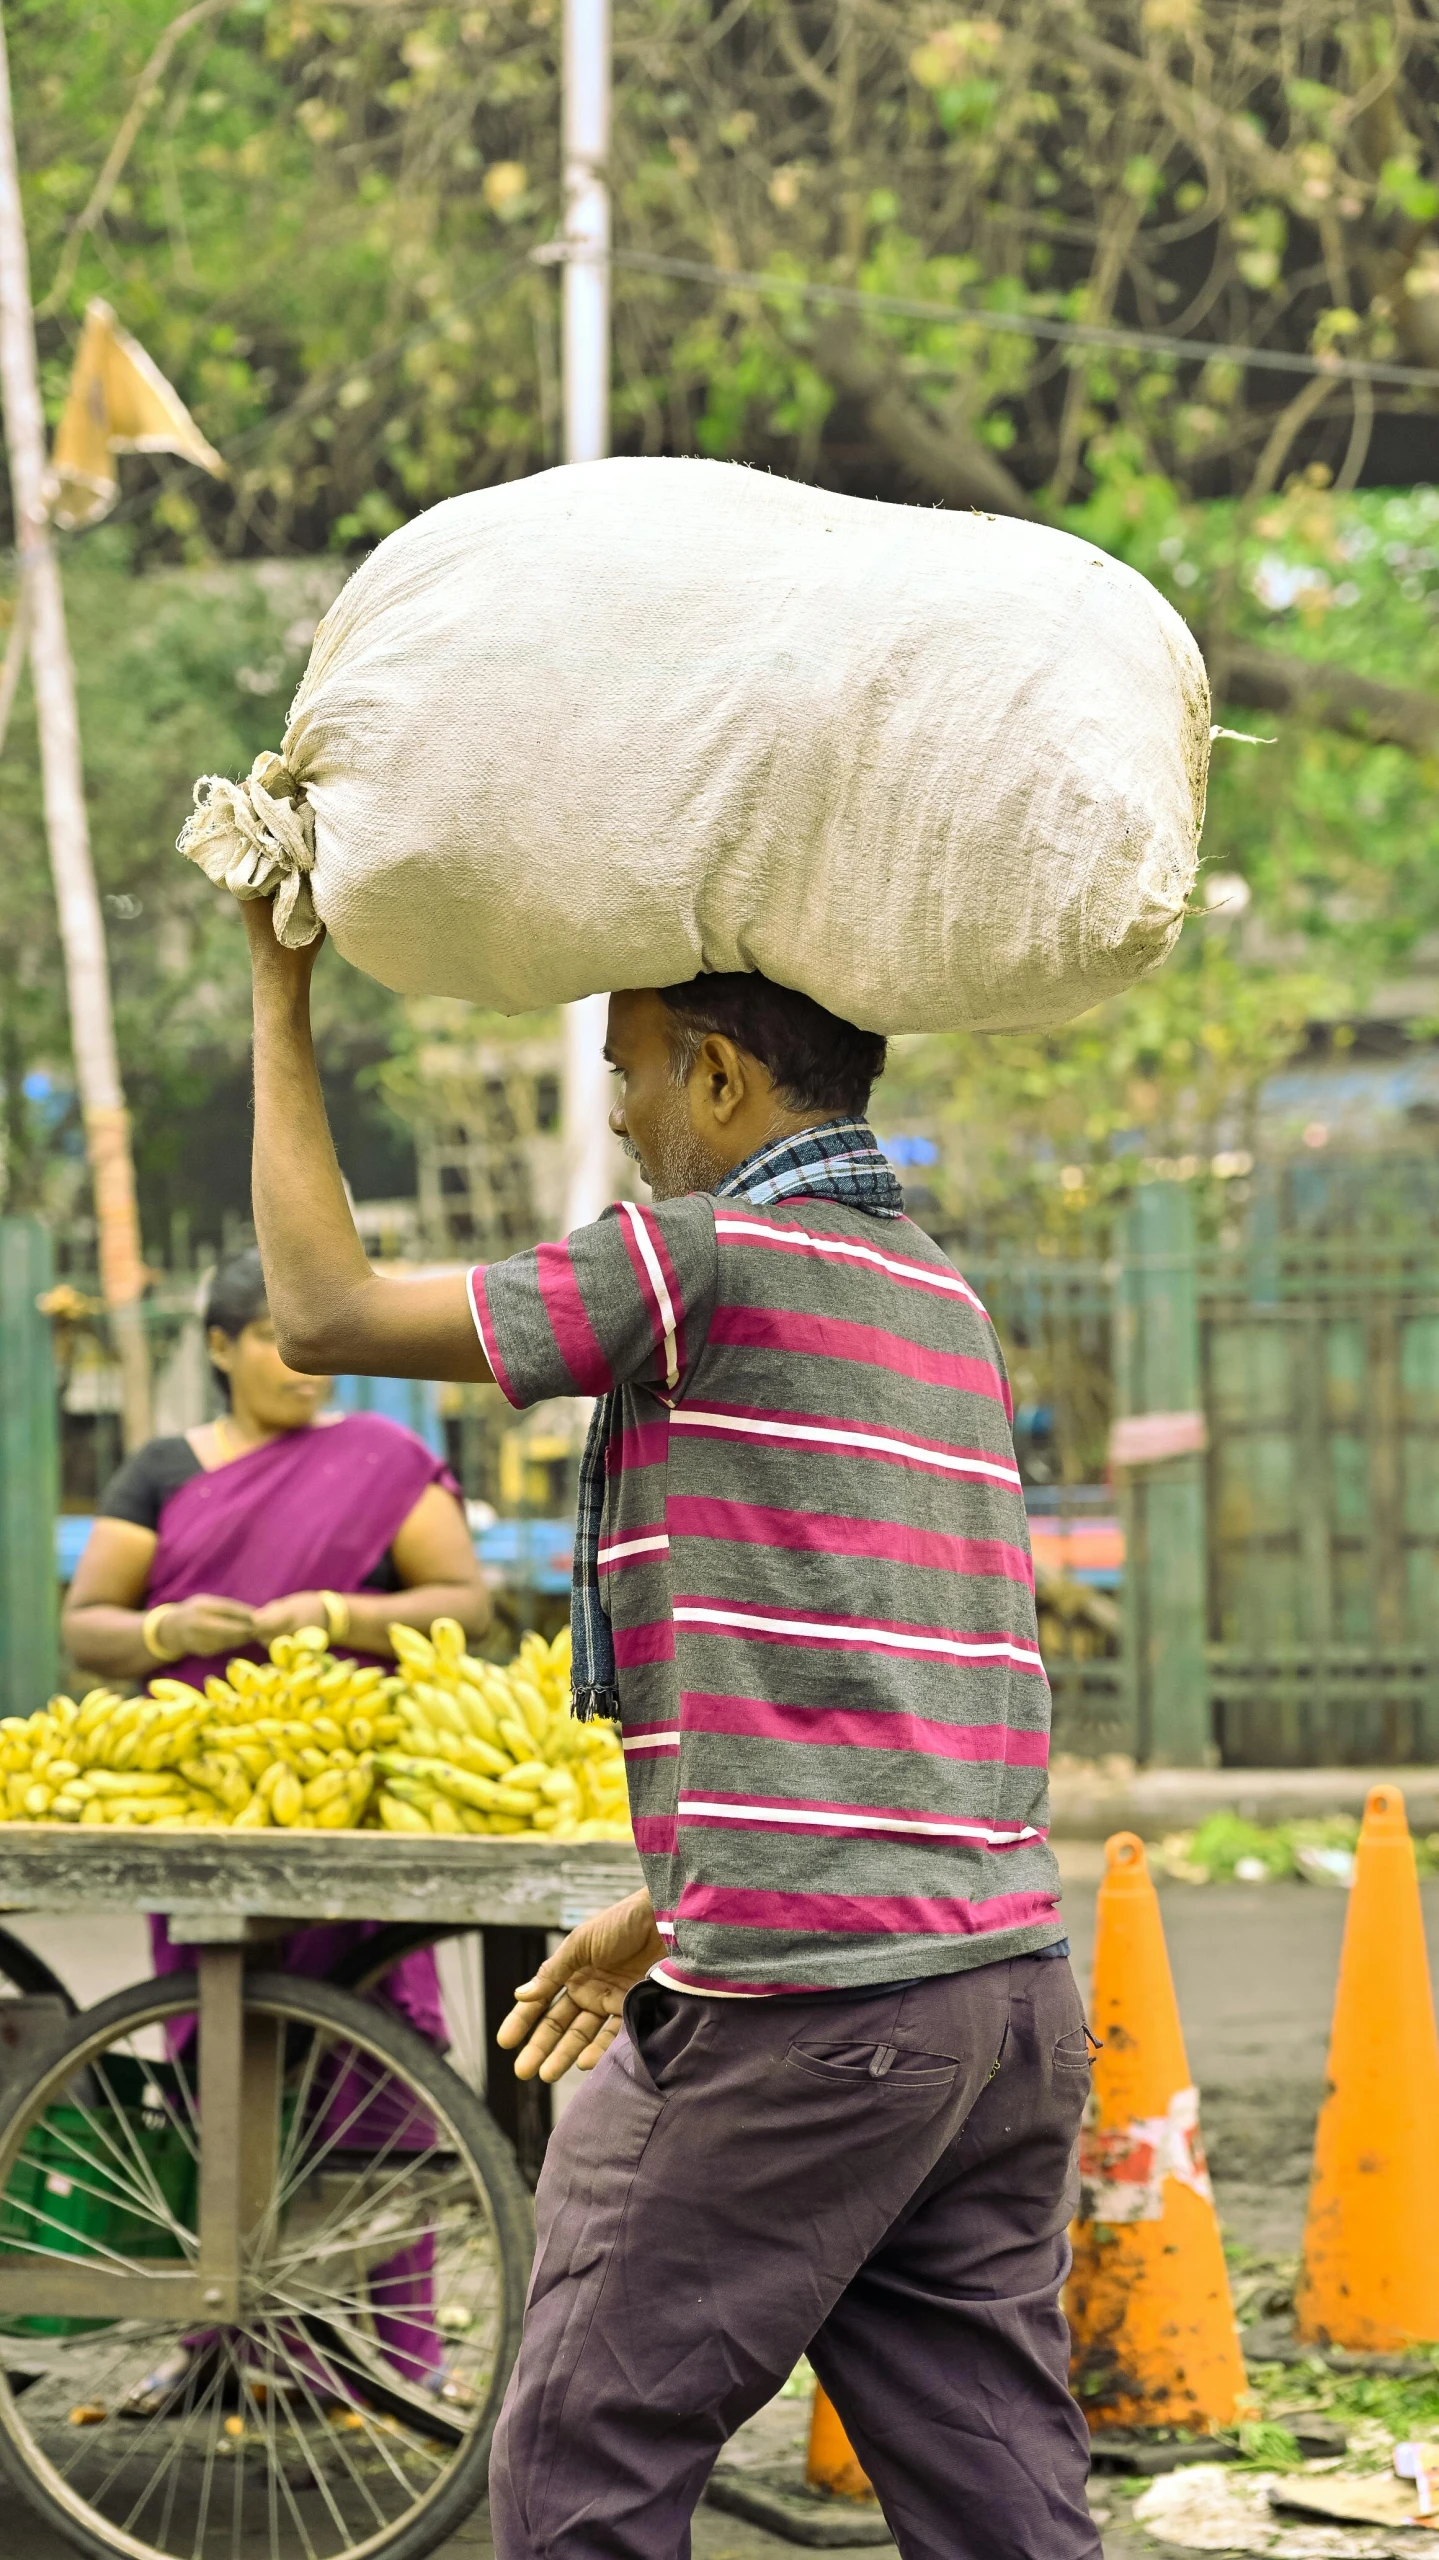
[0,1925,76,2010]
[0,1972,526,2560]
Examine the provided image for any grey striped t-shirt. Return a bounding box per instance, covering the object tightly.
[470,1192,1064,1994]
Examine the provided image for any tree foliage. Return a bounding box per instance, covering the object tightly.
[8,1,1439,1247]
[20,0,1439,544]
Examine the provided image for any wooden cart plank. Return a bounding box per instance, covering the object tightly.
[0,1828,641,1928]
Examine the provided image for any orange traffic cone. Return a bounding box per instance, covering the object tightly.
[1296,1783,1439,2351]
[806,2386,874,2501]
[1067,1832,1247,2433]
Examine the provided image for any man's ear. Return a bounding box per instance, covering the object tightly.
[698,1033,749,1127]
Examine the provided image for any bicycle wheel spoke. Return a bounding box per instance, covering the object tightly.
[0,2193,187,2275]
[0,1973,520,2560]
[33,2101,182,2228]
[189,2338,248,2560]
[273,2057,432,2223]
[272,2025,329,2199]
[51,2348,200,2496]
[256,2347,322,2560]
[5,2131,192,2252]
[270,2314,446,2496]
[272,2038,380,2207]
[89,2054,197,2235]
[101,2339,226,2522]
[268,2188,477,2290]
[236,2319,390,2536]
[244,2308,430,2540]
[268,2123,462,2268]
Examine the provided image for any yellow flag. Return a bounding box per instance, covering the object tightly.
[45,298,226,530]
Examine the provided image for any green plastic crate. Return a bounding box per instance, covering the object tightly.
[0,2057,198,2337]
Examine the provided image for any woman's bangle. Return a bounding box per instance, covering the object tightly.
[319,1590,352,1645]
[141,1605,182,1664]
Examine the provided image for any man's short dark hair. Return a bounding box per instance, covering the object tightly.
[656,972,886,1119]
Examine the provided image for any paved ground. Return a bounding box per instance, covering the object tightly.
[2,1864,1434,2556]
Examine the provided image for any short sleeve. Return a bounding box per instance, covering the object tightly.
[95,1437,202,1531]
[468,1196,719,1410]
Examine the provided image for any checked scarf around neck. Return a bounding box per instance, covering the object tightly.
[570,1117,905,1721]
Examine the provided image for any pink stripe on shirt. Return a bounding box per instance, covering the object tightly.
[615,1420,671,1473]
[709,1303,1010,1413]
[632,1814,678,1854]
[665,1495,1033,1589]
[677,1882,1062,1939]
[613,1618,677,1668]
[678,1689,1050,1766]
[535,1240,613,1394]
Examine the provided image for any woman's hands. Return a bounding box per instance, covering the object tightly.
[249,1591,330,1645]
[497,1889,666,2083]
[151,1594,259,1661]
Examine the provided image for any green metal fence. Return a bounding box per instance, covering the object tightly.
[966,1191,1439,1769]
[0,1220,58,1721]
[1203,1234,1439,1766]
[12,1193,1439,1765]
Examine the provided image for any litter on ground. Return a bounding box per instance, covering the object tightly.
[1132,2462,1423,2554]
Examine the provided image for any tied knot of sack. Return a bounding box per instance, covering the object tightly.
[177,750,321,948]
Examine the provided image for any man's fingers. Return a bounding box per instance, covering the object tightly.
[495,1995,549,2053]
[536,2013,607,2083]
[510,1993,582,2079]
[575,2017,622,2072]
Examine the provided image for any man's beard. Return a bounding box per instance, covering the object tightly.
[622,1089,728,1200]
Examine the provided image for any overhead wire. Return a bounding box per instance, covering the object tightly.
[601,246,1439,399]
[57,230,1439,547]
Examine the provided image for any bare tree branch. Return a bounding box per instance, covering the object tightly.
[1216,645,1439,758]
[814,323,1439,760]
[813,320,1037,519]
[38,0,230,317]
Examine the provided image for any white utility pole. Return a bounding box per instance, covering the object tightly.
[0,2,151,1446]
[560,0,617,1236]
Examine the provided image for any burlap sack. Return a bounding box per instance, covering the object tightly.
[179,458,1210,1032]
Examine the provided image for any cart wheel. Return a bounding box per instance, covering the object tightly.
[329,1928,488,2097]
[0,1969,534,2560]
[0,1927,75,2010]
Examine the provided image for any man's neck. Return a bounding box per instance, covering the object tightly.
[708,1110,851,1185]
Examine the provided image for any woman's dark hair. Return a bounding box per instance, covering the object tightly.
[656,972,887,1119]
[203,1248,268,1404]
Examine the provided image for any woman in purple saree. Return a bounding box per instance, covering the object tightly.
[63,1250,491,2408]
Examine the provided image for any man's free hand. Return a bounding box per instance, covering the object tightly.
[496,1889,665,2082]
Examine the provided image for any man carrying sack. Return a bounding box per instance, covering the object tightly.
[242,902,1097,2560]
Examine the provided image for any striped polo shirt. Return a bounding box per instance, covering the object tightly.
[469,1193,1063,1994]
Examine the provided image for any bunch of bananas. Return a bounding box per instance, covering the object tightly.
[0,1622,629,1842]
[376,1622,629,1841]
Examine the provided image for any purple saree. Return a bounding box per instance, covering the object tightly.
[141,1413,465,2383]
[144,1410,458,1695]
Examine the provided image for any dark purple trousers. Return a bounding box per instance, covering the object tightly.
[489,1954,1100,2560]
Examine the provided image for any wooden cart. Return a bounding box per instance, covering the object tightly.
[0,1829,641,2560]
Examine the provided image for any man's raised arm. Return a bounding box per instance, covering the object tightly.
[245,903,491,1383]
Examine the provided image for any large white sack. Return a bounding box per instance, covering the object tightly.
[180,458,1210,1033]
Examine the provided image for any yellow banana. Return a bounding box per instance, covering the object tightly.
[377,1791,430,1834]
[270,1769,303,1827]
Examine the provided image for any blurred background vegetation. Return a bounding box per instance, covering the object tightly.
[8,0,1439,1260]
